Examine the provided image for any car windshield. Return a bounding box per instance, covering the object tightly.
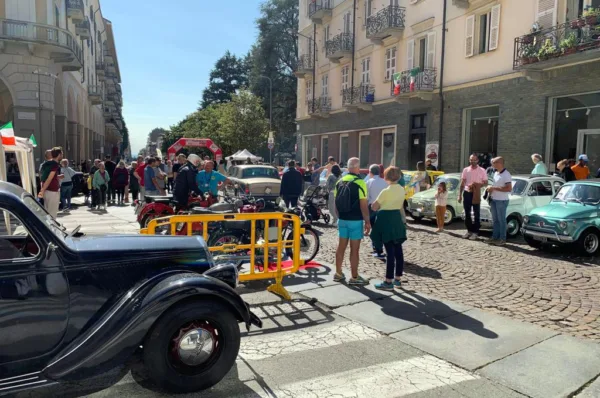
[511,179,528,195]
[553,184,600,205]
[433,177,459,191]
[241,167,279,179]
[22,194,67,239]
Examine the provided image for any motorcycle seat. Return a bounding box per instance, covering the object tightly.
[145,195,173,204]
[189,207,234,215]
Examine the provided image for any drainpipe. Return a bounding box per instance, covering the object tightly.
[437,0,448,170]
[312,23,316,107]
[350,0,357,102]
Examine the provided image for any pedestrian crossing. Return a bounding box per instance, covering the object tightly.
[20,302,520,398]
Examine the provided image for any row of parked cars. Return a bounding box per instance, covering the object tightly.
[407,173,600,256]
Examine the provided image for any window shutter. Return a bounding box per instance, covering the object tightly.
[489,4,501,51]
[536,0,557,30]
[465,15,475,57]
[426,31,436,68]
[406,39,415,69]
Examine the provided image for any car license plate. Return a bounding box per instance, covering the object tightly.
[411,211,420,217]
[533,235,547,243]
[265,187,272,195]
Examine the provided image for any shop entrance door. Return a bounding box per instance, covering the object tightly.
[577,129,600,177]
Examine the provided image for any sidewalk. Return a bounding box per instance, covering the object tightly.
[276,262,600,398]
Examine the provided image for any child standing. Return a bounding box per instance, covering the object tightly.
[434,181,448,232]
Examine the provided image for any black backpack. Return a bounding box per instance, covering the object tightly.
[335,176,364,214]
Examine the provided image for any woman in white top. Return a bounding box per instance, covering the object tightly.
[434,181,448,232]
[60,159,77,211]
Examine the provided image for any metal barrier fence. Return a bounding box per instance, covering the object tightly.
[141,212,305,300]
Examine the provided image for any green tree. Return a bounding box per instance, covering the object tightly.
[249,0,298,154]
[201,51,249,109]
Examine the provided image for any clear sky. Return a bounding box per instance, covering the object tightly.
[100,0,263,154]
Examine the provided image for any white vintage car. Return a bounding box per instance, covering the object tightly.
[226,165,281,200]
[462,174,565,238]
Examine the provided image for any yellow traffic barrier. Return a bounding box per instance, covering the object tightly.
[141,212,305,300]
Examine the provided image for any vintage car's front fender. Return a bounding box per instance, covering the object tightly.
[42,270,260,382]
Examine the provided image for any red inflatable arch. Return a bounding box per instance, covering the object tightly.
[167,138,223,162]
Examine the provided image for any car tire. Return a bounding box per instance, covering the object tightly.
[576,229,600,256]
[444,207,455,226]
[506,215,522,239]
[411,214,423,222]
[143,300,241,393]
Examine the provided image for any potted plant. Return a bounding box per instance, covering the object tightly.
[583,7,599,26]
[560,32,578,55]
[520,43,538,64]
[537,39,557,61]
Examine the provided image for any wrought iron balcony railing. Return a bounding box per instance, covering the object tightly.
[366,6,406,39]
[75,20,90,39]
[0,19,83,68]
[309,0,332,19]
[342,84,375,106]
[88,85,103,105]
[295,54,314,73]
[390,68,437,96]
[326,32,354,59]
[513,20,600,70]
[66,0,84,22]
[307,96,331,115]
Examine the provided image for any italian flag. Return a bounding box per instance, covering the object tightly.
[0,121,15,146]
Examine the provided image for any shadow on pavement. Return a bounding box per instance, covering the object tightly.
[346,284,498,339]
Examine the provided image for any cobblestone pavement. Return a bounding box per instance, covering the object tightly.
[314,218,600,341]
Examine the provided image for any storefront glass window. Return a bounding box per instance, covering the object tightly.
[359,133,370,168]
[382,131,395,167]
[340,135,348,165]
[551,92,600,169]
[464,106,499,169]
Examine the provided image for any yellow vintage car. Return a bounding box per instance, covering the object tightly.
[402,170,445,207]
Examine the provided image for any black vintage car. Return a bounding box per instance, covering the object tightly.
[0,182,261,394]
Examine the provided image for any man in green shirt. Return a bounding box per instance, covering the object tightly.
[333,157,370,285]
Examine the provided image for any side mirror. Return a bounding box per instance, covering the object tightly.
[46,243,57,260]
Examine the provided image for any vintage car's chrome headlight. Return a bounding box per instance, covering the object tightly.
[558,221,568,230]
[523,215,529,224]
[204,263,238,289]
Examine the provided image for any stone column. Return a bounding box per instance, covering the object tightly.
[55,116,67,154]
[77,124,84,164]
[67,121,78,163]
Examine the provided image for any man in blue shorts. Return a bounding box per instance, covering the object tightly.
[334,157,370,285]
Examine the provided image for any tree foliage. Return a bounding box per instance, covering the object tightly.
[164,90,268,157]
[200,51,249,109]
[249,0,298,153]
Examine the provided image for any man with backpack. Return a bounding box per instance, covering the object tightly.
[334,157,370,286]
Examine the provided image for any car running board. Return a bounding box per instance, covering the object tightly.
[0,371,57,395]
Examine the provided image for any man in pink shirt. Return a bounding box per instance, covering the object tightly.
[458,154,488,240]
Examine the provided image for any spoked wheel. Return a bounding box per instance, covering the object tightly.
[208,232,249,268]
[286,228,320,263]
[506,216,522,239]
[143,301,240,393]
[142,212,170,228]
[444,207,455,225]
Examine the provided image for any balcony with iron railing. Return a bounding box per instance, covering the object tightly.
[342,84,375,112]
[0,19,83,71]
[513,19,600,80]
[66,0,84,23]
[88,85,103,105]
[75,20,90,39]
[307,96,331,118]
[309,0,332,24]
[294,54,314,78]
[390,68,437,103]
[325,33,353,62]
[366,6,406,44]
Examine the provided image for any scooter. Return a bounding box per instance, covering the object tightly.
[135,192,217,228]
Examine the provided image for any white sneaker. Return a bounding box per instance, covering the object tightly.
[469,233,479,240]
[463,232,472,239]
[103,205,107,211]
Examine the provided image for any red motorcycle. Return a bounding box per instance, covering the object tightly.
[135,193,217,228]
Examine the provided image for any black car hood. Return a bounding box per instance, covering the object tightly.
[68,235,208,256]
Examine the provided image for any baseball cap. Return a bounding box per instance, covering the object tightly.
[579,154,589,161]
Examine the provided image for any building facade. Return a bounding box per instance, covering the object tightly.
[0,0,124,165]
[296,0,600,174]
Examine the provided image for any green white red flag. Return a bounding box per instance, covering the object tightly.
[0,121,15,146]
